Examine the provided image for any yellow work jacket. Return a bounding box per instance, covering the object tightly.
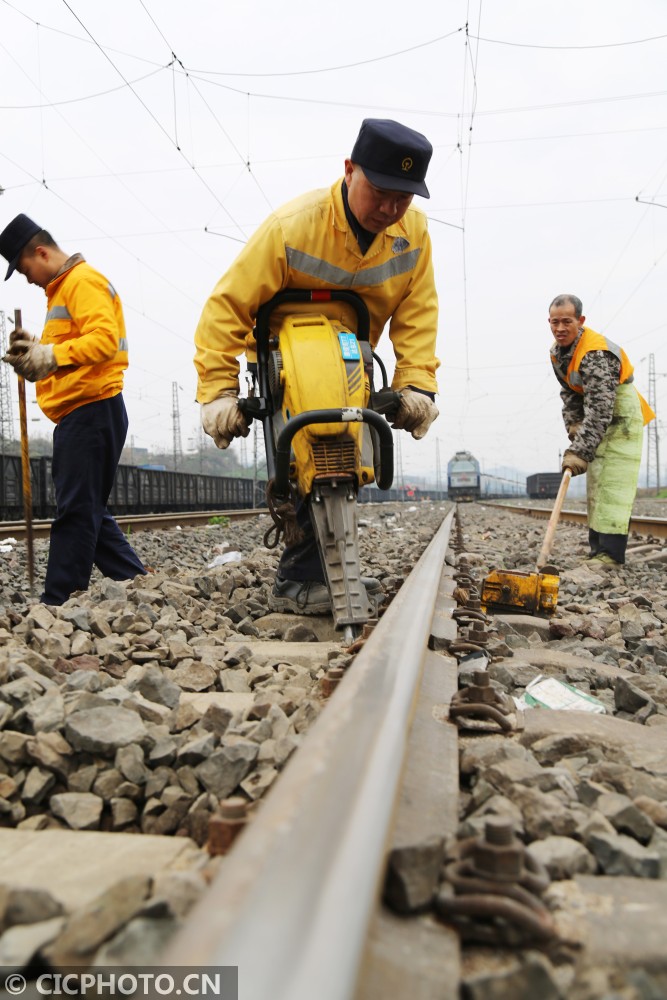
[194,179,440,402]
[37,258,128,423]
[553,326,655,425]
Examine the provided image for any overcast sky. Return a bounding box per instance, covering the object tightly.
[1,0,666,488]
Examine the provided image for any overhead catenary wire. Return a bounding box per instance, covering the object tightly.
[133,0,277,219]
[2,0,665,478]
[1,30,238,275]
[59,0,248,239]
[2,2,466,78]
[469,31,667,50]
[0,64,169,109]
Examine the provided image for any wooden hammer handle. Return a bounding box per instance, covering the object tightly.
[536,469,572,570]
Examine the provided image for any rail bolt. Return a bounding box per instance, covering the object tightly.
[320,666,345,698]
[468,671,497,704]
[207,795,249,856]
[472,818,524,881]
[464,621,489,646]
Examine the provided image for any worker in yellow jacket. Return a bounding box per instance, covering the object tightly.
[549,292,655,566]
[1,213,146,604]
[194,118,440,613]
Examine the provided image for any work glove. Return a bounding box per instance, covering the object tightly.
[9,327,39,352]
[562,450,588,477]
[567,422,582,442]
[3,341,57,382]
[201,391,250,450]
[391,388,439,440]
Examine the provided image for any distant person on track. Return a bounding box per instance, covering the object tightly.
[548,293,655,566]
[0,213,146,604]
[194,118,440,613]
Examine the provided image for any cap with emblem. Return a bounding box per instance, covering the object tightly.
[350,119,432,199]
[0,213,42,280]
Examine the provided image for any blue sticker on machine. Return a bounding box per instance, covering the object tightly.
[338,332,360,361]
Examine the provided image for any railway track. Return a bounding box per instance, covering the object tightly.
[488,502,667,541]
[3,500,665,543]
[0,508,268,541]
[2,499,667,997]
[164,509,459,998]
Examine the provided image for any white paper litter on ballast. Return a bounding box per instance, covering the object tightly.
[516,674,606,714]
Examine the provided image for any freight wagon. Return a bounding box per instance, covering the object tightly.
[0,455,448,521]
[0,456,265,521]
[526,472,562,499]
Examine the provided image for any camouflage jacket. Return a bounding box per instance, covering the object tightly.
[550,332,621,462]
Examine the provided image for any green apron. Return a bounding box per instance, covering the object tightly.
[587,383,644,535]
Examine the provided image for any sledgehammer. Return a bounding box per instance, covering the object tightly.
[480,469,572,616]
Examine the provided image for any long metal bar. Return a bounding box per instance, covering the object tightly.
[14,308,34,592]
[163,510,455,1000]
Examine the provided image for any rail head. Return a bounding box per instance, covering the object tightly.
[162,509,455,1000]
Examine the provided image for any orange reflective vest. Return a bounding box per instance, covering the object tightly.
[552,326,655,425]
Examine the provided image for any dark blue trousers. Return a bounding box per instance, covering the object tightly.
[42,394,146,605]
[277,498,326,582]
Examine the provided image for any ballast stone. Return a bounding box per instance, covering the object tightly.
[50,792,103,831]
[527,835,597,880]
[64,706,149,754]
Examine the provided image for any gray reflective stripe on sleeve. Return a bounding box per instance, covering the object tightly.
[570,371,583,387]
[118,337,128,351]
[602,336,622,361]
[601,335,635,382]
[286,246,421,287]
[45,306,72,321]
[108,282,117,299]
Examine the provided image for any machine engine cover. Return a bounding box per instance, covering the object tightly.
[273,312,373,496]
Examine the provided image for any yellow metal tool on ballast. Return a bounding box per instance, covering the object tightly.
[239,289,400,643]
[481,469,572,616]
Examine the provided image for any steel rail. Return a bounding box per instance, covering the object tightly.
[0,508,268,541]
[163,508,455,1000]
[489,503,667,540]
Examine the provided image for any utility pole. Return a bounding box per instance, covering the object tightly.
[171,382,182,471]
[646,354,660,494]
[0,311,15,456]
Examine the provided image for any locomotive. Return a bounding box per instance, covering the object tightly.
[447,450,481,501]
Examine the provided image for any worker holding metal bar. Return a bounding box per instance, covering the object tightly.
[548,293,655,566]
[194,119,440,614]
[0,214,146,605]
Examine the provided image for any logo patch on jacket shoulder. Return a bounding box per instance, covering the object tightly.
[392,237,409,254]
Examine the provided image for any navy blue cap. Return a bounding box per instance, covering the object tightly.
[0,214,42,280]
[350,119,432,198]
